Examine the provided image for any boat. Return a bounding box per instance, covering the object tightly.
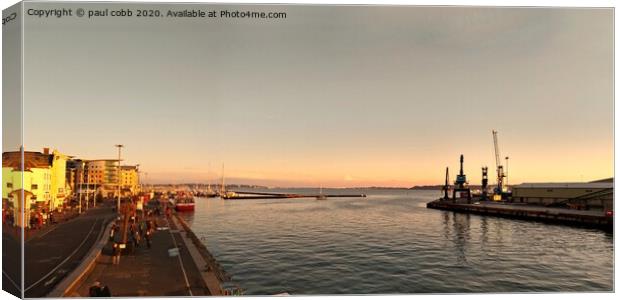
[221,191,238,199]
[173,192,195,211]
[316,186,327,200]
[219,163,227,198]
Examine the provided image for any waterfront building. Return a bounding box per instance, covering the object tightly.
[84,159,120,197]
[2,149,65,227]
[511,178,613,211]
[120,165,140,196]
[49,149,70,211]
[66,159,84,195]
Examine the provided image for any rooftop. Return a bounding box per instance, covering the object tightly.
[2,151,52,170]
[514,182,613,189]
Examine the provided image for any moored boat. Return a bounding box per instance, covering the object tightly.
[316,186,327,200]
[175,202,195,211]
[173,192,195,211]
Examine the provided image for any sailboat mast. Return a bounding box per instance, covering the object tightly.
[207,163,211,191]
[220,163,225,195]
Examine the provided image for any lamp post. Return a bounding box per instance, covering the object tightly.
[85,171,90,210]
[78,162,84,214]
[115,144,124,212]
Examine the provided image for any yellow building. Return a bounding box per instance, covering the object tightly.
[49,149,70,211]
[2,148,72,227]
[3,150,53,227]
[120,165,140,195]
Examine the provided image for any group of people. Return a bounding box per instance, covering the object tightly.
[92,200,176,297]
[109,208,159,253]
[2,208,15,227]
[129,213,157,249]
[28,211,54,229]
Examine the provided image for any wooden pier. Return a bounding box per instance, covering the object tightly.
[427,199,613,231]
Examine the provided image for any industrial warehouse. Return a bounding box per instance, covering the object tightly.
[511,179,613,211]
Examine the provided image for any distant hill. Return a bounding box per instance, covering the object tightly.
[410,185,487,190]
[409,185,443,190]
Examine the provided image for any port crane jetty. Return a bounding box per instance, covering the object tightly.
[426,130,613,231]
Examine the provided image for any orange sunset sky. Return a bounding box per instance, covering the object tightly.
[9,5,612,187]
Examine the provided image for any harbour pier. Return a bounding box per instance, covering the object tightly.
[223,191,367,200]
[427,199,613,230]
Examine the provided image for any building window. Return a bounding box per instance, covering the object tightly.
[546,189,553,192]
[7,183,12,188]
[32,184,38,190]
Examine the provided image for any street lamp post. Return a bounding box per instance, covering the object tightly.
[78,162,84,214]
[85,172,90,210]
[115,144,124,213]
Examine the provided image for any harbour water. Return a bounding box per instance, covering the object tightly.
[179,189,613,294]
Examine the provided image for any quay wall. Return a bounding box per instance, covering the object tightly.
[427,200,613,231]
[173,215,233,289]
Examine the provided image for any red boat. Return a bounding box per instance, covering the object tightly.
[174,202,195,212]
[173,192,195,212]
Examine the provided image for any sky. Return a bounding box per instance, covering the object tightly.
[13,3,613,187]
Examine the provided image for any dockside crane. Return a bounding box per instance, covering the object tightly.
[492,130,505,200]
[452,154,472,202]
[442,167,450,200]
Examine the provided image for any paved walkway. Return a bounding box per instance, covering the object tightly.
[69,213,211,297]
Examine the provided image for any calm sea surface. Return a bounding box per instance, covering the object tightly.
[179,189,613,295]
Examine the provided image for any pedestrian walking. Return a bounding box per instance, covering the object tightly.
[37,213,43,229]
[138,221,144,238]
[134,229,141,248]
[109,224,117,241]
[145,228,152,248]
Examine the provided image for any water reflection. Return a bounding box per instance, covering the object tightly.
[452,212,471,265]
[480,217,489,253]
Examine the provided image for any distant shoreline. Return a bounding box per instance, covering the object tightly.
[146,183,426,190]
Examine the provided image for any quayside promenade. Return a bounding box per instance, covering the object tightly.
[61,210,223,297]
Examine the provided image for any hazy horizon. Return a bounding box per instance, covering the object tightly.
[12,4,613,188]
